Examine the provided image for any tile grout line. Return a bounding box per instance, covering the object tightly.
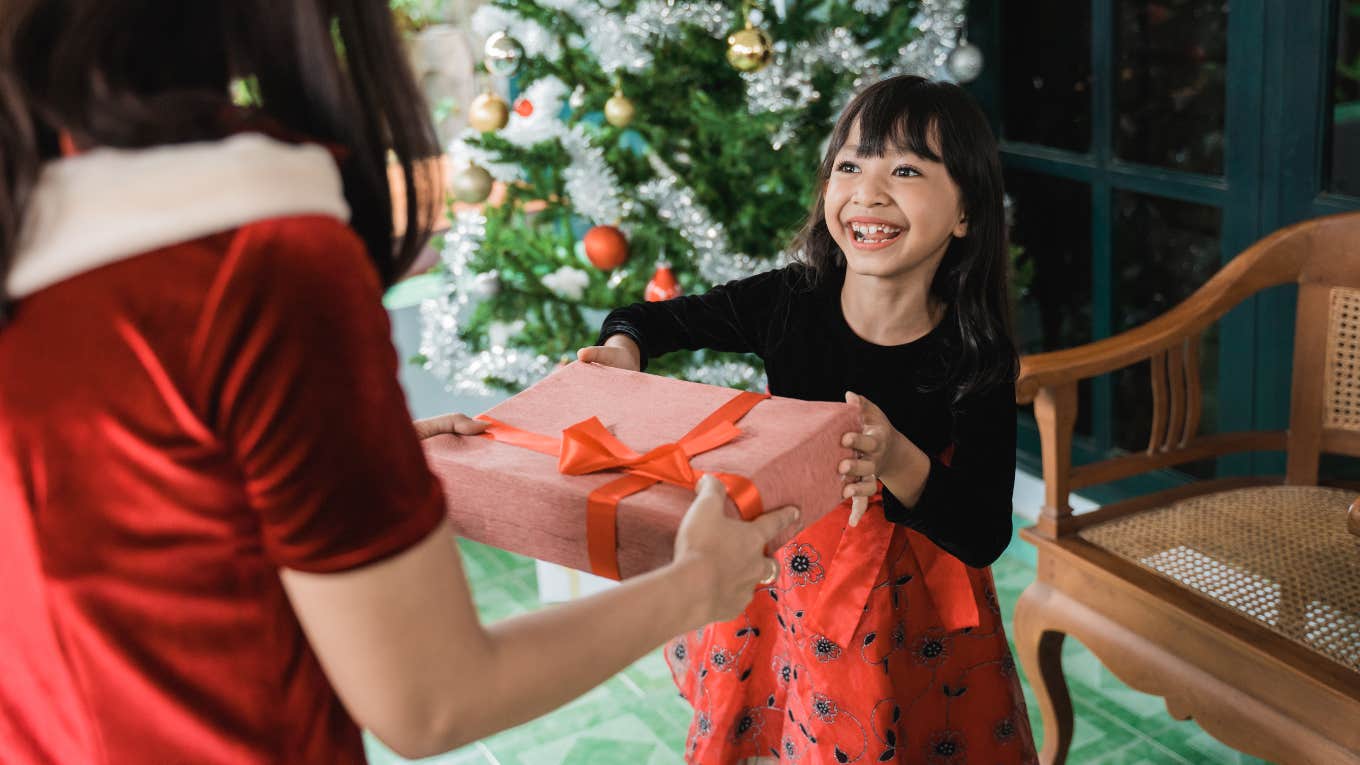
[618,672,648,699]
[1077,696,1193,765]
[475,741,504,765]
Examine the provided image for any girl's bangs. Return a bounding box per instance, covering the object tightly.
[847,84,943,163]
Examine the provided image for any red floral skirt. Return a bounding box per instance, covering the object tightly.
[666,500,1037,764]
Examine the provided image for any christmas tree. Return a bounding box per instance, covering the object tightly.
[417,0,980,395]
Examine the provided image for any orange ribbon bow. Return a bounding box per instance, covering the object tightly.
[476,390,770,580]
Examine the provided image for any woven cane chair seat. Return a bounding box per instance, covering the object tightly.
[1078,486,1360,672]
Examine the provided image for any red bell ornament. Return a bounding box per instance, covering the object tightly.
[645,263,682,302]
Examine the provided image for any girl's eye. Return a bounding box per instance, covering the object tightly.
[835,161,860,174]
[894,165,922,177]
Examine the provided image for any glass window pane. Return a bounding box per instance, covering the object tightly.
[1114,0,1228,175]
[1329,0,1360,196]
[1111,192,1222,475]
[1001,0,1092,152]
[1007,168,1095,437]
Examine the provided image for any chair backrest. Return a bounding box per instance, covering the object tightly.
[1284,212,1360,484]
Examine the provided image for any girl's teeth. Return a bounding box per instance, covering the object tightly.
[850,223,902,242]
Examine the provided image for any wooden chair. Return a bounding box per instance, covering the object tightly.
[1014,211,1360,764]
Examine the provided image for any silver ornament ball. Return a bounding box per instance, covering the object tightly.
[483,31,524,77]
[947,42,985,83]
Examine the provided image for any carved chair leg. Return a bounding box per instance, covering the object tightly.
[1015,584,1075,765]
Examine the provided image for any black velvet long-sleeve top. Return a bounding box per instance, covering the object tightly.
[599,265,1016,568]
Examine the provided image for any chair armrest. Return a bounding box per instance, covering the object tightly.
[1017,309,1201,404]
[1349,497,1360,537]
[1015,222,1314,404]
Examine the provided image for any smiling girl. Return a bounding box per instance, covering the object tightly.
[580,76,1036,763]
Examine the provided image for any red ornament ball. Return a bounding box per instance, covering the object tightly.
[645,264,683,302]
[514,98,534,117]
[583,225,629,270]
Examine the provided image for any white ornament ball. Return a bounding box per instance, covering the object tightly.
[947,42,985,84]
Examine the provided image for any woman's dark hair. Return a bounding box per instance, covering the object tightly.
[0,0,441,317]
[790,74,1017,402]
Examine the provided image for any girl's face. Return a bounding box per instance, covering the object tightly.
[823,120,968,281]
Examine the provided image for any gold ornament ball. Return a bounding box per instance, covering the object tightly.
[726,26,774,72]
[468,92,509,132]
[451,163,493,204]
[604,91,635,128]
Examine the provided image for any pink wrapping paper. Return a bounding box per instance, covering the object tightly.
[422,362,861,579]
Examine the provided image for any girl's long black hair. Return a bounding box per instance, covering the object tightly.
[0,0,442,319]
[790,75,1018,402]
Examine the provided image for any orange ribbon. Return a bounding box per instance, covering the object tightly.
[477,390,770,580]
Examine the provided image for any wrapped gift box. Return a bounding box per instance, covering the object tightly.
[422,362,860,579]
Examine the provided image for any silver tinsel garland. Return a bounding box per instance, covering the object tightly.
[852,0,893,15]
[637,153,779,285]
[420,212,554,395]
[882,0,968,81]
[681,359,766,391]
[743,0,968,122]
[536,0,734,74]
[560,125,627,225]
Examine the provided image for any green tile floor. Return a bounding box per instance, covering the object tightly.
[363,526,1274,765]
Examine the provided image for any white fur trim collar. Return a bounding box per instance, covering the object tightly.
[7,133,350,299]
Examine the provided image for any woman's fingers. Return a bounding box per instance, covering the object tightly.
[413,412,488,439]
[452,415,489,435]
[673,475,803,622]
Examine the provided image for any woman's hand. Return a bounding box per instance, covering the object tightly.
[412,413,489,440]
[673,475,800,625]
[839,391,919,526]
[576,334,642,372]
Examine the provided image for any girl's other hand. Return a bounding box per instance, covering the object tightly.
[839,391,907,526]
[673,474,800,624]
[576,334,642,371]
[413,413,490,440]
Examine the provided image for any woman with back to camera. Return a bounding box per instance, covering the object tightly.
[0,2,798,762]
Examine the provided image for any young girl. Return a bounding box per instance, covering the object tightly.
[580,75,1037,763]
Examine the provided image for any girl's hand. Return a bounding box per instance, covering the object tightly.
[413,413,490,440]
[576,334,642,371]
[839,391,908,526]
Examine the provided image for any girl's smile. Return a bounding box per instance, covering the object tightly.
[844,216,905,249]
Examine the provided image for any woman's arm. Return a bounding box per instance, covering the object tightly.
[282,476,798,759]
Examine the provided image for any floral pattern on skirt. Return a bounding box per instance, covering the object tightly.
[667,501,1037,764]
